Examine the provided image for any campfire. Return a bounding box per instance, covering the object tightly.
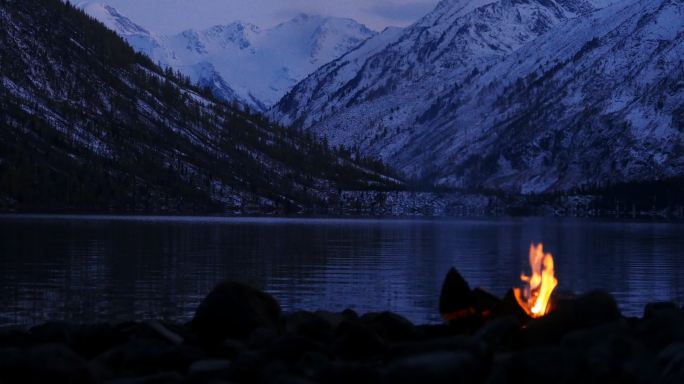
[513,243,558,318]
[439,242,558,325]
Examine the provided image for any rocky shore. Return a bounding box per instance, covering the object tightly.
[1,281,684,384]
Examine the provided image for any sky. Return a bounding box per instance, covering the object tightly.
[94,0,440,33]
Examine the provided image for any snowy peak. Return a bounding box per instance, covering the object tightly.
[78,2,150,37]
[78,4,377,110]
[174,21,261,55]
[273,0,591,129]
[202,22,261,50]
[78,2,164,63]
[268,14,375,65]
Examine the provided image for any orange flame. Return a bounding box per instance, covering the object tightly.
[513,243,558,318]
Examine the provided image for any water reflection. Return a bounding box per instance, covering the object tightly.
[1,215,683,326]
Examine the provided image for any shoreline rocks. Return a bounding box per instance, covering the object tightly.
[0,282,683,383]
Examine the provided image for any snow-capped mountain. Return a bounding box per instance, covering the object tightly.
[272,0,684,193]
[275,0,596,128]
[79,3,376,111]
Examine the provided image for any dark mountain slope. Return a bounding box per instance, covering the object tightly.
[0,0,402,214]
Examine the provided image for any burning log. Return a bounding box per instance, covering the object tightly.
[440,243,559,328]
[498,289,533,324]
[439,268,475,321]
[513,244,558,318]
[438,269,501,327]
[472,288,501,319]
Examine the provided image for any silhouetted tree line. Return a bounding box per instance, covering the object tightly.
[495,178,684,219]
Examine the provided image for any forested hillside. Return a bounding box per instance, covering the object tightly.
[0,0,402,214]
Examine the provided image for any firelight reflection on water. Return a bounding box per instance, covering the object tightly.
[0,215,683,326]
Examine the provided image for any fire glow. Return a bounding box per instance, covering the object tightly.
[514,243,558,318]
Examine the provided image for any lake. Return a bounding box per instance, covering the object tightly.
[1,215,683,326]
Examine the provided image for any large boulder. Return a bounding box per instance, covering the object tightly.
[439,268,474,317]
[653,343,684,384]
[285,311,335,342]
[333,320,386,360]
[488,346,584,384]
[92,338,204,378]
[637,305,684,351]
[0,343,96,384]
[521,290,621,345]
[192,282,283,343]
[29,321,119,359]
[382,351,478,384]
[361,312,419,342]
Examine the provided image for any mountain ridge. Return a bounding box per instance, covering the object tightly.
[78,2,377,111]
[272,0,684,193]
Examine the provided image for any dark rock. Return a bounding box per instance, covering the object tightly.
[341,309,360,320]
[333,320,385,360]
[188,359,232,375]
[561,320,629,350]
[382,351,478,384]
[192,282,283,344]
[340,308,360,321]
[637,306,684,351]
[654,343,684,384]
[311,310,359,332]
[311,311,345,332]
[562,321,642,381]
[317,362,380,384]
[264,372,317,384]
[215,338,246,360]
[142,320,183,345]
[252,358,319,384]
[572,290,622,328]
[0,343,96,384]
[475,316,520,347]
[257,360,308,384]
[103,372,184,384]
[644,302,679,320]
[472,288,501,316]
[416,323,475,338]
[297,350,332,378]
[29,321,78,344]
[0,327,29,347]
[29,321,119,359]
[487,346,584,384]
[386,335,487,363]
[547,290,577,312]
[285,311,335,342]
[93,338,204,377]
[439,268,473,318]
[264,334,324,364]
[361,312,419,342]
[486,352,513,384]
[522,290,621,345]
[496,289,531,324]
[225,351,267,383]
[248,327,280,350]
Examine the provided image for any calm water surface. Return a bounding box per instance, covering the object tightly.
[1,215,683,326]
